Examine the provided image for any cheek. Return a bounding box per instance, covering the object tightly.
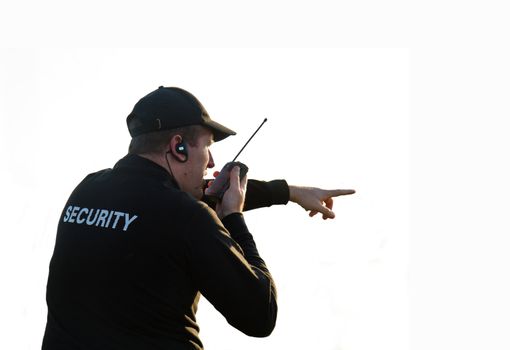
[201,150,210,165]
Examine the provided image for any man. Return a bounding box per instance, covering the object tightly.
[42,86,355,350]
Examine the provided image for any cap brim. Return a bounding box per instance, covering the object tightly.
[203,119,236,142]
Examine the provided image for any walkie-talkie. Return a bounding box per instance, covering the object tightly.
[206,118,268,201]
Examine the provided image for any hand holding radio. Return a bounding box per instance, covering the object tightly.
[205,162,249,200]
[205,118,267,202]
[211,166,248,219]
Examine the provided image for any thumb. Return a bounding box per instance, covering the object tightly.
[230,166,240,188]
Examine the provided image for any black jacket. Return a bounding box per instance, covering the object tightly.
[42,154,289,350]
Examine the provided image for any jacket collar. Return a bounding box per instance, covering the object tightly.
[113,154,180,189]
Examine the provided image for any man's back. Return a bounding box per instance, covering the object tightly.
[43,155,205,349]
[43,154,278,350]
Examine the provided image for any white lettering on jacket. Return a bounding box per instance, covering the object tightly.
[63,205,138,232]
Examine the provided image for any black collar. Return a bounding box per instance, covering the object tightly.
[113,154,180,189]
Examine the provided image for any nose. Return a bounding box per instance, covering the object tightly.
[207,150,215,169]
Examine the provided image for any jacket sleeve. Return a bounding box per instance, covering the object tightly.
[244,179,289,211]
[185,204,277,337]
[202,179,290,211]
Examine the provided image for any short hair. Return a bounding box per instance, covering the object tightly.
[128,125,202,155]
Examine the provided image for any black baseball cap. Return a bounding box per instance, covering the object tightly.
[126,86,236,142]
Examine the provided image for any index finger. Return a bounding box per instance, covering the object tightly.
[230,166,241,188]
[240,170,248,190]
[325,189,356,197]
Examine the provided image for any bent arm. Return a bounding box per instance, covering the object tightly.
[186,204,277,337]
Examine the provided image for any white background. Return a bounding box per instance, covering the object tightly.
[0,48,408,350]
[1,1,510,350]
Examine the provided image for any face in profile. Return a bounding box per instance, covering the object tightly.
[177,127,215,199]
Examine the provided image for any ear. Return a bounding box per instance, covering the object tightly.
[169,135,188,163]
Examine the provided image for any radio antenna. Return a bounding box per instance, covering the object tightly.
[232,118,268,161]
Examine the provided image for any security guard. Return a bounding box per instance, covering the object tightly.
[42,86,355,349]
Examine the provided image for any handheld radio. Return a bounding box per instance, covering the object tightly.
[206,118,268,201]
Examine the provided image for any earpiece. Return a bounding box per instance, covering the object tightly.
[174,142,188,162]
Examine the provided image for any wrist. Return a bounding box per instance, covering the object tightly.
[288,185,300,203]
[220,209,241,219]
[218,200,244,220]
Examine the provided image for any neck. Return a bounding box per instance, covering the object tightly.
[137,153,173,177]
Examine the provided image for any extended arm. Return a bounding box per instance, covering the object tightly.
[202,179,289,211]
[203,176,355,219]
